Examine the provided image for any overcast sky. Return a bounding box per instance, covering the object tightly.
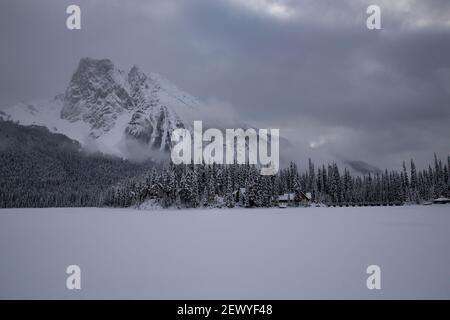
[1,0,449,169]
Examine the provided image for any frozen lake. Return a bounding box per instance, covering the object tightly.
[1,205,450,299]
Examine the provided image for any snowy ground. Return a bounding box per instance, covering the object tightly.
[1,205,450,299]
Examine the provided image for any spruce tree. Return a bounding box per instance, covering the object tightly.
[225,174,235,208]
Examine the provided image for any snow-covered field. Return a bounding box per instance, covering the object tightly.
[1,205,450,299]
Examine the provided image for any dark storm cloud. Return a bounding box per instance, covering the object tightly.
[0,0,449,169]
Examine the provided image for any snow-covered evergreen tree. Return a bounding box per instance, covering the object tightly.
[225,174,234,208]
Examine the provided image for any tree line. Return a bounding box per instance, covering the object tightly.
[101,154,450,208]
[3,120,448,209]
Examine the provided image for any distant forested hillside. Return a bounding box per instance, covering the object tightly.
[1,120,449,210]
[0,121,154,208]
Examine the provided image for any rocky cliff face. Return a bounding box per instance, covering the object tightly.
[3,57,204,157]
[61,58,135,137]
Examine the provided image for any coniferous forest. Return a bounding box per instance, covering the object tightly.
[1,121,449,209]
[101,156,450,209]
[0,121,153,208]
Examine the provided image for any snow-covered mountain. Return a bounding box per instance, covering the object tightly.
[2,58,204,158]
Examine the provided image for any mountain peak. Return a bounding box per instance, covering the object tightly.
[129,64,142,74]
[3,57,208,160]
[128,64,148,86]
[77,57,114,71]
[72,58,116,83]
[61,57,134,136]
[69,57,118,88]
